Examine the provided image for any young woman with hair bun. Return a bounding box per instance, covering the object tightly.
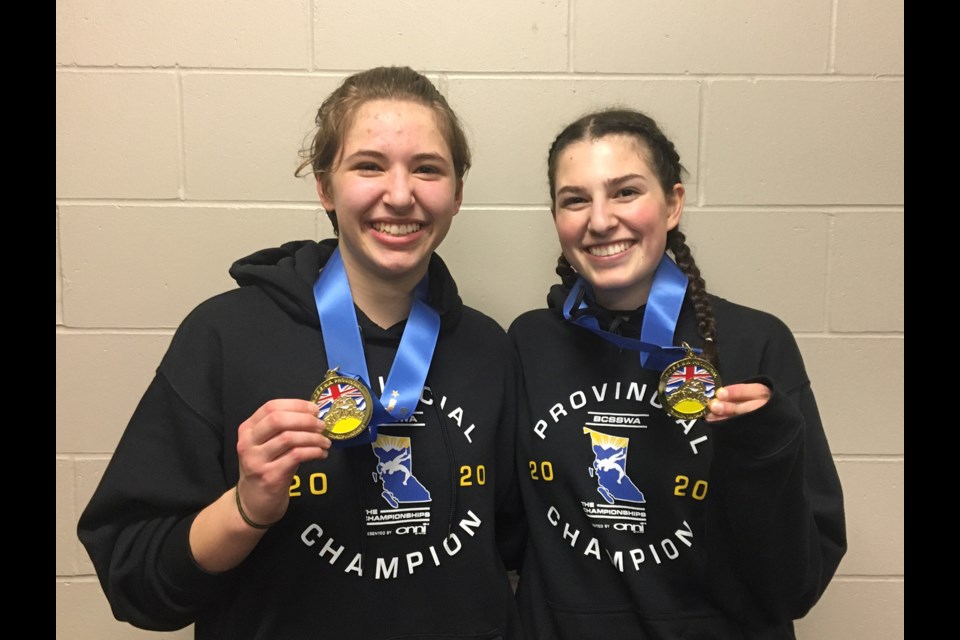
[79,66,525,640]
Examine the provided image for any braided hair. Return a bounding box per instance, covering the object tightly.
[547,109,719,367]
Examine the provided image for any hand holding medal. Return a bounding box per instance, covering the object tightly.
[704,382,772,422]
[234,398,333,528]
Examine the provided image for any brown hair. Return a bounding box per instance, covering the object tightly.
[296,66,471,234]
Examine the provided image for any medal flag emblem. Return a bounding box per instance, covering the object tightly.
[663,364,716,396]
[311,369,373,441]
[658,344,722,420]
[315,381,367,414]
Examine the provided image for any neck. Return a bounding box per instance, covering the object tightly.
[595,282,652,312]
[352,283,415,329]
[343,267,425,330]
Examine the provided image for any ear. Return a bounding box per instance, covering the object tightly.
[451,179,464,216]
[665,183,685,231]
[316,175,335,212]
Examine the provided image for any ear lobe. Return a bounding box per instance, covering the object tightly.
[451,179,464,216]
[316,176,334,211]
[666,183,685,231]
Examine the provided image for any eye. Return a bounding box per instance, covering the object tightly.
[355,162,383,173]
[558,195,588,209]
[615,187,641,199]
[414,164,442,176]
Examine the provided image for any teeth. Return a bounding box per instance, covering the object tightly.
[373,222,422,236]
[588,241,632,257]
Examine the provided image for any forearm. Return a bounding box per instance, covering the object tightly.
[189,486,271,573]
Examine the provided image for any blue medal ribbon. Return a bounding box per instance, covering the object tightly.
[313,247,440,447]
[562,254,694,371]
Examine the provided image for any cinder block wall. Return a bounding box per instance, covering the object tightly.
[56,1,904,638]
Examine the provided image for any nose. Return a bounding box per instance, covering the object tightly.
[587,199,616,234]
[383,170,415,212]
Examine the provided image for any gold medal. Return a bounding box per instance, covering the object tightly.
[658,343,722,420]
[310,368,373,441]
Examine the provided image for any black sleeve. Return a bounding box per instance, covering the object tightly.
[76,314,238,630]
[705,330,847,626]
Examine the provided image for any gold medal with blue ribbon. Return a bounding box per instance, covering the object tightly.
[312,247,440,448]
[562,254,719,420]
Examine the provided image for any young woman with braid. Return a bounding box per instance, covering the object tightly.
[509,108,846,639]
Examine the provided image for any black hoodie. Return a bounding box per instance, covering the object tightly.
[508,284,846,639]
[77,239,526,640]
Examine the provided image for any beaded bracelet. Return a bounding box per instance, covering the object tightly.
[234,485,275,530]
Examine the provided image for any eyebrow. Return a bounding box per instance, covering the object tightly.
[411,152,451,164]
[343,149,452,165]
[556,173,647,196]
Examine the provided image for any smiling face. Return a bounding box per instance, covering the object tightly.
[318,99,463,291]
[552,134,684,310]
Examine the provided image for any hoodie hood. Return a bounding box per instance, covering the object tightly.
[228,238,464,332]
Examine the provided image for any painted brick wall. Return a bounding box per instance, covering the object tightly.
[56,1,904,638]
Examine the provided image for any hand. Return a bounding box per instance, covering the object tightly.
[705,383,771,423]
[235,399,331,526]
